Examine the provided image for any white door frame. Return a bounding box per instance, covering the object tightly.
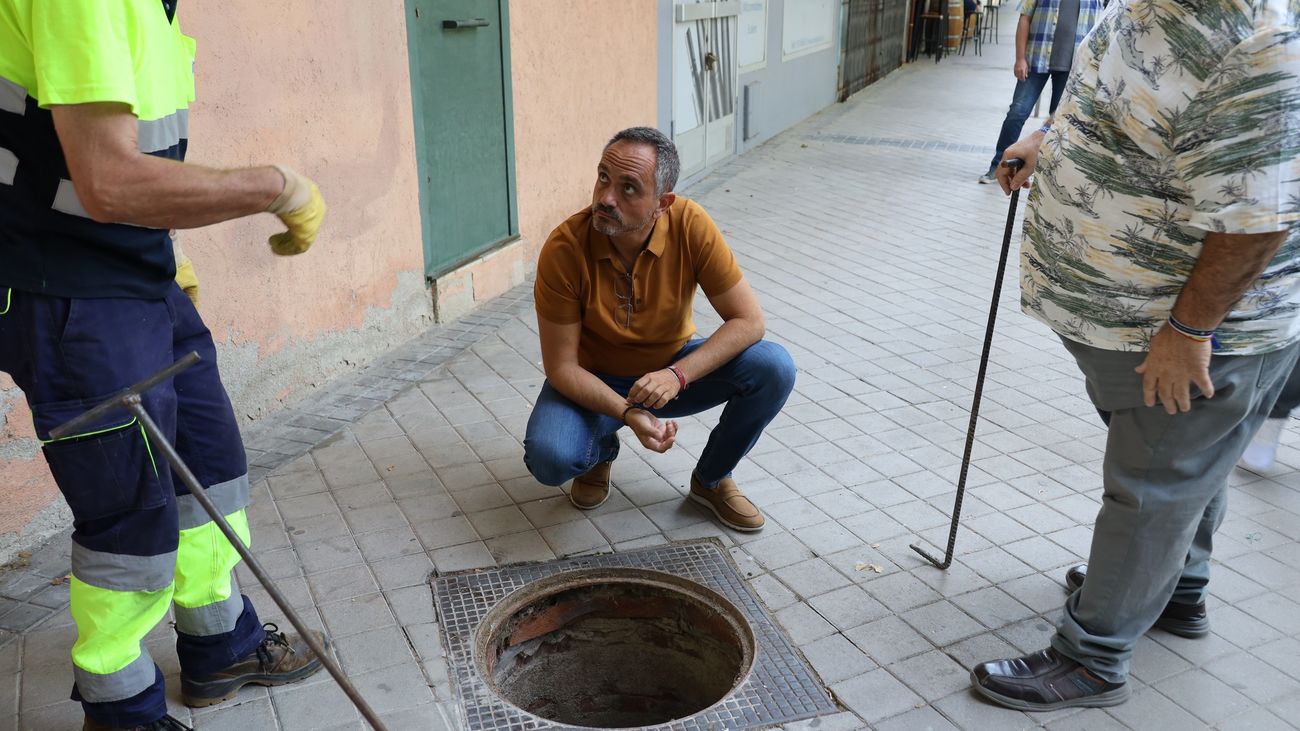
[672,0,740,181]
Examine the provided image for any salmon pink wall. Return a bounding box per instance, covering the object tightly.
[509,1,660,257]
[178,0,432,419]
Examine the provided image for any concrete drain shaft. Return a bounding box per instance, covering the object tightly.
[475,568,755,728]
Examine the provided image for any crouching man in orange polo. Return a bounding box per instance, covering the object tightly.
[523,127,795,532]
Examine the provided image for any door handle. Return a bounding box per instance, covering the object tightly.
[442,18,489,29]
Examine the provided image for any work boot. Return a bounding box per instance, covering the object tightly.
[1065,564,1209,638]
[971,647,1130,711]
[180,623,328,707]
[83,715,193,730]
[570,460,613,509]
[689,475,764,532]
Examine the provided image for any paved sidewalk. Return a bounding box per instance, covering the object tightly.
[5,17,1300,731]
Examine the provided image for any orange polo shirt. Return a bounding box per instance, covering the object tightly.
[534,197,744,377]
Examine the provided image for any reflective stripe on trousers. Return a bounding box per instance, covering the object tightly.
[70,500,251,702]
[0,287,261,718]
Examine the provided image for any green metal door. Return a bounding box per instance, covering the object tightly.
[405,0,518,279]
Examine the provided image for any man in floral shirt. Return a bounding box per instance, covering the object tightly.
[971,0,1300,711]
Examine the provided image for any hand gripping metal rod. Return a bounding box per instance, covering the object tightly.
[911,159,1025,570]
[51,353,390,730]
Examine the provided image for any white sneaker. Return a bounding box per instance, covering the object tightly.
[977,171,998,184]
[1239,418,1286,471]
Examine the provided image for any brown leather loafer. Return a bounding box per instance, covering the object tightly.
[83,715,193,731]
[971,647,1130,711]
[570,460,613,509]
[689,475,764,532]
[180,623,328,707]
[1066,564,1209,638]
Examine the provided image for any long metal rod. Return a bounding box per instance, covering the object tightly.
[912,160,1024,570]
[129,397,389,730]
[54,356,389,729]
[49,352,201,439]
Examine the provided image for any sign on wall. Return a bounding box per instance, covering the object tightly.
[782,0,835,60]
[739,0,767,70]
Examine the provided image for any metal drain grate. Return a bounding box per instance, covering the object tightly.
[432,540,839,730]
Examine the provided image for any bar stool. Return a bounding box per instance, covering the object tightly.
[918,0,948,61]
[960,3,982,55]
[982,0,1000,45]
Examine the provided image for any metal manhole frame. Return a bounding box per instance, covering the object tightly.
[432,539,839,731]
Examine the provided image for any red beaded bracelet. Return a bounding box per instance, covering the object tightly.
[667,364,688,391]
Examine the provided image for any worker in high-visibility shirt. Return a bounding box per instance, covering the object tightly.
[0,2,328,729]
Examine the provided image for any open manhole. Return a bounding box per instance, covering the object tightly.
[434,540,837,731]
[476,568,755,728]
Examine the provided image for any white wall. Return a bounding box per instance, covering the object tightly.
[737,0,841,153]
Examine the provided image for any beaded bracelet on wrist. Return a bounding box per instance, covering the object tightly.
[666,364,688,392]
[1167,315,1214,342]
[621,403,648,424]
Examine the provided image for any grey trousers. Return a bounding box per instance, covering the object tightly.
[1051,336,1300,682]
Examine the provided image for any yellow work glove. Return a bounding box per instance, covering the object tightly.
[172,232,200,305]
[266,165,325,256]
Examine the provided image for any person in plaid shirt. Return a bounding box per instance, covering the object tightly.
[977,0,1100,183]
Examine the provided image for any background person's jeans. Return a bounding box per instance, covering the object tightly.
[987,70,1069,173]
[523,339,795,488]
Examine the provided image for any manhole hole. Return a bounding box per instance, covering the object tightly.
[476,568,755,728]
[433,539,837,731]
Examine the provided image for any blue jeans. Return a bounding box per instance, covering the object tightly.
[987,70,1070,173]
[524,340,796,488]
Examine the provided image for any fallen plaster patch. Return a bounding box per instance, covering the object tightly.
[0,384,40,458]
[0,498,71,566]
[1,385,68,563]
[217,269,433,421]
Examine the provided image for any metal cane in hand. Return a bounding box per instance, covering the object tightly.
[911,158,1026,570]
[51,353,391,731]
